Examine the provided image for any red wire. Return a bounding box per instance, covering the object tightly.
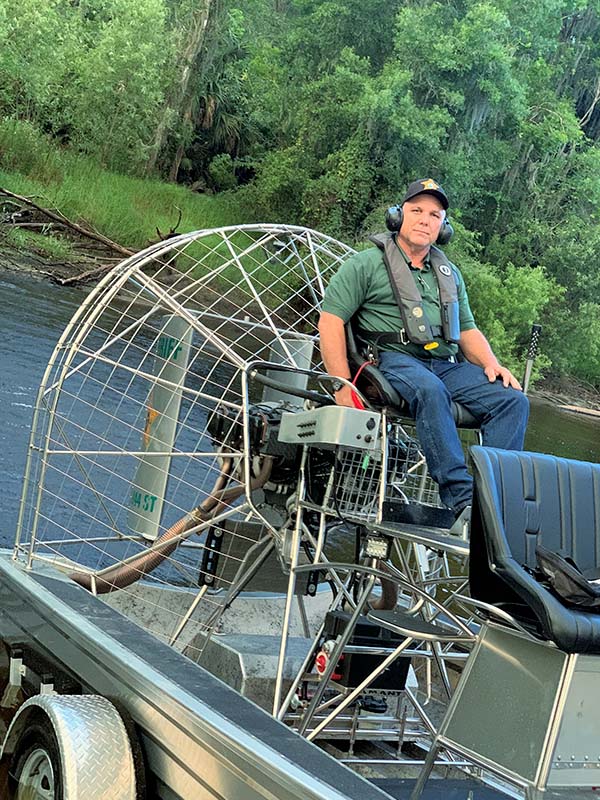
[350,361,373,410]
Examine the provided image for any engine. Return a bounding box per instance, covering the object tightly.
[207,401,303,493]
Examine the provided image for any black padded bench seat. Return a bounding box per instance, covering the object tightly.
[470,446,600,653]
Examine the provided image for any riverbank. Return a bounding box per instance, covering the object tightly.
[0,179,235,286]
[0,239,97,283]
[0,167,248,286]
[0,141,249,255]
[533,381,600,415]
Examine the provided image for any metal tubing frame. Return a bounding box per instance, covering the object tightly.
[293,559,474,740]
[272,448,308,717]
[296,569,378,736]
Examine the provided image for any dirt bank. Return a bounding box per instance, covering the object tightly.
[0,242,96,282]
[533,379,600,414]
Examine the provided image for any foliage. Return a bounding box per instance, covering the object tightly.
[0,0,171,173]
[459,256,561,378]
[207,153,237,191]
[545,303,600,385]
[65,0,169,172]
[0,118,64,183]
[237,146,309,222]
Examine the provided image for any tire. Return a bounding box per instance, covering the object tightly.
[3,696,137,800]
[109,701,148,800]
[8,718,63,800]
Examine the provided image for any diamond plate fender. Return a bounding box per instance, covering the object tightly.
[1,694,137,799]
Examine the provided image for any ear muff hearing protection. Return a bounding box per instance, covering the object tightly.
[385,204,454,246]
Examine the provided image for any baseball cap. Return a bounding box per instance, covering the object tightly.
[402,178,449,210]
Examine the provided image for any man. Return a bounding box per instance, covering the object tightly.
[318,178,529,521]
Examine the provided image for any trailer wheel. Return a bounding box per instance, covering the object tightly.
[9,720,61,799]
[2,695,137,800]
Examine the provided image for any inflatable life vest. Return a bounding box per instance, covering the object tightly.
[369,233,461,346]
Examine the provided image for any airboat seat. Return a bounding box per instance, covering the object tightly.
[345,320,479,428]
[469,445,600,653]
[412,447,600,799]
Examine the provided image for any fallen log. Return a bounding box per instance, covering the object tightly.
[0,187,135,258]
[0,187,181,287]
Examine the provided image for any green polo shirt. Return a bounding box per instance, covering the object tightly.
[322,242,476,359]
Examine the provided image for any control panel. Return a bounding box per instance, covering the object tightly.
[278,406,381,450]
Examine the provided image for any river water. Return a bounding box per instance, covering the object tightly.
[1,267,599,550]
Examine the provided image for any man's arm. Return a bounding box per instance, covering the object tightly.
[459,328,522,390]
[318,311,356,407]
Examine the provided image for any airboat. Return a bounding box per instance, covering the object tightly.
[0,224,598,800]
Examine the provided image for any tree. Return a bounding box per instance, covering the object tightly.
[145,0,217,177]
[67,0,170,172]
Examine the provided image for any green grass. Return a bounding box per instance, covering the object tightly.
[0,118,255,253]
[4,227,75,260]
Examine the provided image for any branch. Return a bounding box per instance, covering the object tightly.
[56,261,118,286]
[0,187,135,258]
[156,207,183,241]
[580,77,600,127]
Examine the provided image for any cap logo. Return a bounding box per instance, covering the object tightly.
[421,179,440,190]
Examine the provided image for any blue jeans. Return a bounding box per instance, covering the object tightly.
[378,351,530,512]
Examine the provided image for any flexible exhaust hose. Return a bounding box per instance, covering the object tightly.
[70,457,273,594]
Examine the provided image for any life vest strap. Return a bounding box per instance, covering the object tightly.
[356,326,444,349]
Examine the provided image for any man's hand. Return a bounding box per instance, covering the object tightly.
[460,329,523,391]
[334,384,357,408]
[483,364,522,390]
